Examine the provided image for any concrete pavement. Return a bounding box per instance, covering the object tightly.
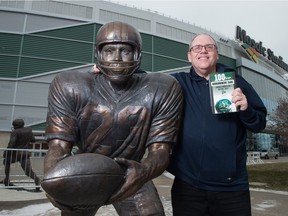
[1,171,288,216]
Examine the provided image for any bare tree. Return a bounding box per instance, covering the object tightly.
[269,92,288,138]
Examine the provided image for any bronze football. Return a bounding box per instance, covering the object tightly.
[41,153,125,210]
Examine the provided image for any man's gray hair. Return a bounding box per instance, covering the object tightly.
[189,33,218,51]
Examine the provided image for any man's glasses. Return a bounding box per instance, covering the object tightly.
[190,44,217,53]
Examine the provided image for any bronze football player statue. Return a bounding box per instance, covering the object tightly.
[43,21,183,216]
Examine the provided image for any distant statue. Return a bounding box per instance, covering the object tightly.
[2,119,41,191]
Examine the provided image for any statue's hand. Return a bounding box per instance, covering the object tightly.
[107,157,148,203]
[46,192,100,213]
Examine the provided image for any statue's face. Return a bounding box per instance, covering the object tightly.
[99,43,136,84]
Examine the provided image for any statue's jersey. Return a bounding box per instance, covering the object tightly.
[46,70,183,161]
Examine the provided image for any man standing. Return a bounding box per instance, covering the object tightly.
[2,118,41,191]
[44,21,183,216]
[167,34,267,216]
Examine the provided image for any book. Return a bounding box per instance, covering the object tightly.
[209,71,238,114]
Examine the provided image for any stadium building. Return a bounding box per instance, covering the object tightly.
[0,0,287,154]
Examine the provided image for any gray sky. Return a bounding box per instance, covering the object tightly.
[115,0,288,64]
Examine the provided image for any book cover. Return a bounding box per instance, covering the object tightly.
[209,71,238,114]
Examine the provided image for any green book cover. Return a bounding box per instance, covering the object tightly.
[209,71,238,114]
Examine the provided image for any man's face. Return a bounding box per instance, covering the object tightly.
[188,34,219,77]
[101,43,134,73]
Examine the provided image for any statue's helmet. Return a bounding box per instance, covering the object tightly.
[95,21,142,84]
[12,119,25,129]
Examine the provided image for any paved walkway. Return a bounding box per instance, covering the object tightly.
[1,171,288,216]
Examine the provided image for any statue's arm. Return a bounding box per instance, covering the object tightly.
[141,142,170,180]
[44,139,73,174]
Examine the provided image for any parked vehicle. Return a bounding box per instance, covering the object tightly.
[260,148,279,159]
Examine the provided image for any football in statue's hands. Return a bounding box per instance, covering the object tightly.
[41,153,125,210]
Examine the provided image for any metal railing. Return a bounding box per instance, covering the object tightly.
[246,151,264,165]
[0,148,47,189]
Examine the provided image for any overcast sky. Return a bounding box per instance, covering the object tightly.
[113,0,288,64]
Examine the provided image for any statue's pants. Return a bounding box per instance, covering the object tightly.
[61,180,165,216]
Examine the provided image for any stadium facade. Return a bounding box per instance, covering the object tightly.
[0,0,287,153]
